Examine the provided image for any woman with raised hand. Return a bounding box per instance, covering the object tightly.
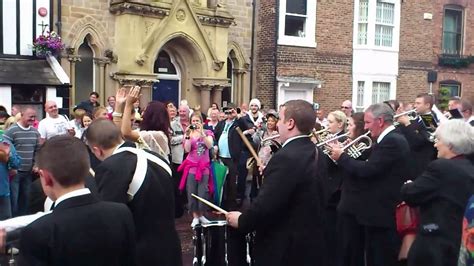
[113,86,171,160]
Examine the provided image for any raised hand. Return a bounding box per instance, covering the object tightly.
[115,87,127,110]
[126,86,141,106]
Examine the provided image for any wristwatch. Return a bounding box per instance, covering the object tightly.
[112,112,123,118]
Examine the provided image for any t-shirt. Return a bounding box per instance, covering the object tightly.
[38,116,71,140]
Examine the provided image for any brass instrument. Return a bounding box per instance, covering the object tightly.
[394,108,417,119]
[342,131,372,159]
[316,132,350,147]
[261,134,280,143]
[310,128,330,143]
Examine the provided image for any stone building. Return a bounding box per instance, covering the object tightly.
[60,0,254,112]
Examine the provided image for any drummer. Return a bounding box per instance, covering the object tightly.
[226,100,327,265]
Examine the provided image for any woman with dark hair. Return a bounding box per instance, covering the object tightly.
[114,86,171,160]
[332,112,372,266]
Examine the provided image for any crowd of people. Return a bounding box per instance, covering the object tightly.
[0,87,473,266]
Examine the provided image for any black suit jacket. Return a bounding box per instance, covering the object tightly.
[214,117,249,160]
[238,137,327,266]
[399,120,437,179]
[95,146,182,266]
[336,129,411,228]
[401,158,474,241]
[19,194,135,266]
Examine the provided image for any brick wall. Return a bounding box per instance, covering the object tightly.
[255,0,277,107]
[256,0,353,110]
[398,0,474,105]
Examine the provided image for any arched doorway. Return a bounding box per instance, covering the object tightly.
[75,36,95,103]
[152,51,181,106]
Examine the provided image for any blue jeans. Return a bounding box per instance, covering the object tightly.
[0,196,12,220]
[10,171,32,217]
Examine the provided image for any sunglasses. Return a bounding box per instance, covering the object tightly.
[340,106,351,109]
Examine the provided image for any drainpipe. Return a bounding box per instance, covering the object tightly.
[273,0,280,109]
[249,0,256,100]
[55,0,62,37]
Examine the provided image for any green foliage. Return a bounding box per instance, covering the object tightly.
[438,87,451,111]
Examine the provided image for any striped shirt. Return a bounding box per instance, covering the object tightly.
[3,123,40,171]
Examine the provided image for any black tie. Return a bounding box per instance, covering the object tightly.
[50,202,55,211]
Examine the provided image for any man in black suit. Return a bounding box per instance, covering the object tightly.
[226,100,327,266]
[397,93,437,179]
[18,135,136,266]
[85,119,182,266]
[329,103,411,266]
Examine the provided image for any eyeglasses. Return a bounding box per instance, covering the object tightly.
[340,106,351,109]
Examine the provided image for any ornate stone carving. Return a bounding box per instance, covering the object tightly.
[135,54,149,66]
[104,49,118,63]
[109,2,170,18]
[144,21,155,35]
[176,9,186,22]
[213,60,225,71]
[111,72,158,86]
[197,15,233,28]
[93,58,111,66]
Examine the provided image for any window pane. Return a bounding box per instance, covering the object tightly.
[443,9,463,55]
[285,15,306,37]
[357,81,365,107]
[358,23,368,45]
[372,82,391,103]
[376,1,394,24]
[440,84,460,97]
[375,25,393,47]
[359,0,368,22]
[287,0,307,15]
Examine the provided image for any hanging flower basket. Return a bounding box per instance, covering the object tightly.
[32,31,64,58]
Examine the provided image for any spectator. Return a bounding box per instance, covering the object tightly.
[38,101,74,144]
[70,108,86,139]
[179,113,214,227]
[341,100,354,117]
[178,104,191,130]
[77,92,100,113]
[461,99,474,126]
[316,109,328,128]
[205,109,220,132]
[106,96,116,114]
[3,106,40,216]
[0,137,20,220]
[207,102,220,120]
[93,106,109,120]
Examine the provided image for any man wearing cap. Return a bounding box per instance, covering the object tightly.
[214,103,250,210]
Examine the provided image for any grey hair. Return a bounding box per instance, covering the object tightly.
[435,119,474,155]
[365,103,394,124]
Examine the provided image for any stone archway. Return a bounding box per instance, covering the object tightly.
[151,34,213,111]
[67,16,110,107]
[227,42,249,105]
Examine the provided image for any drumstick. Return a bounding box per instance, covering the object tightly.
[191,194,229,215]
[236,127,263,166]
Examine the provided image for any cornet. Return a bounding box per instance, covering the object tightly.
[342,132,372,159]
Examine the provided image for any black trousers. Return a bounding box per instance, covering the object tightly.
[336,212,365,266]
[365,225,401,266]
[220,157,238,210]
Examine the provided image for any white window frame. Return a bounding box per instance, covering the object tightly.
[353,0,400,52]
[352,76,397,110]
[278,0,317,48]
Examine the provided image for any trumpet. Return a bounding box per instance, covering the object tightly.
[394,108,417,119]
[342,131,372,159]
